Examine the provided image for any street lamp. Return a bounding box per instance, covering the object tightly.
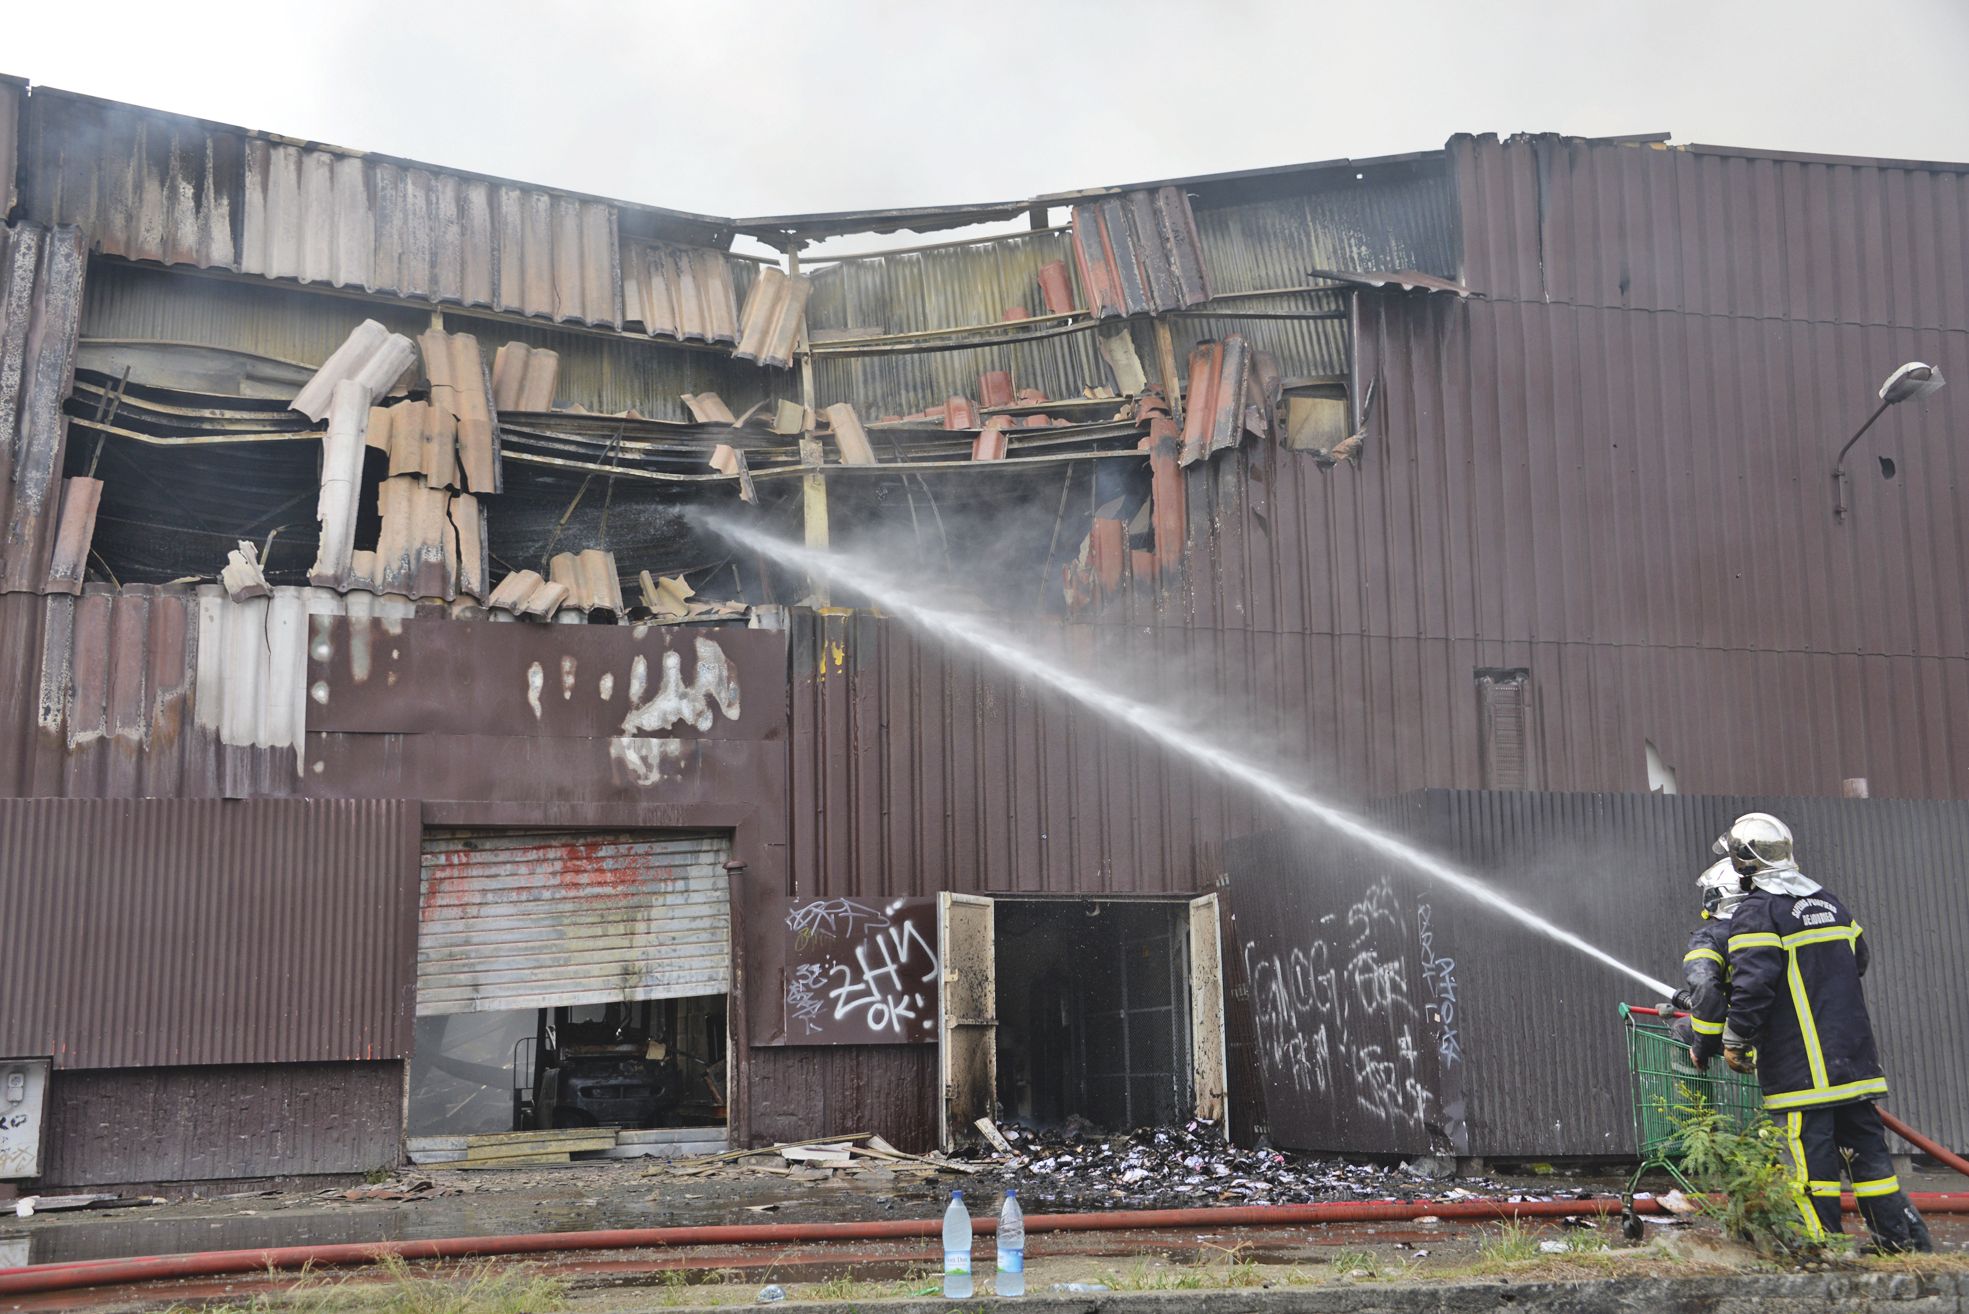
[1832,362,1945,521]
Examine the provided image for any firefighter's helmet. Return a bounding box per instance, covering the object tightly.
[1713,812,1794,878]
[1696,857,1747,919]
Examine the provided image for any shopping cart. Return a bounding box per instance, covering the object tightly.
[1618,1003,1765,1238]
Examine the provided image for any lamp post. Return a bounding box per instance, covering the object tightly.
[1832,362,1945,521]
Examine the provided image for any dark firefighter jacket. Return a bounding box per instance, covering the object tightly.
[1683,917,1731,1062]
[1724,885,1886,1111]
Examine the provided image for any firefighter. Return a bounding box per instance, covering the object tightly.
[1717,812,1933,1253]
[1677,858,1739,1068]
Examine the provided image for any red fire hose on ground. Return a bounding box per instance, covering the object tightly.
[1881,1108,1969,1179]
[5,1192,1969,1297]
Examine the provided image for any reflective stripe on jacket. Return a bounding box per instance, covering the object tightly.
[1724,885,1884,1110]
[1683,919,1731,1049]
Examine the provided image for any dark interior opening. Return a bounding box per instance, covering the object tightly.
[994,899,1191,1131]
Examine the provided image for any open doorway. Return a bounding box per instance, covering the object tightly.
[938,893,1226,1146]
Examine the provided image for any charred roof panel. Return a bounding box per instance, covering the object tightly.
[622,239,740,344]
[20,92,242,270]
[0,795,421,1069]
[24,90,626,328]
[734,266,813,369]
[1,75,21,218]
[0,222,86,594]
[1070,186,1211,319]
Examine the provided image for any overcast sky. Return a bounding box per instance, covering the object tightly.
[11,0,1969,223]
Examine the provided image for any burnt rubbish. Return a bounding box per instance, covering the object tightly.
[960,1121,1552,1212]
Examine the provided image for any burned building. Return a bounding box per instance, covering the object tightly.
[2,75,1967,1186]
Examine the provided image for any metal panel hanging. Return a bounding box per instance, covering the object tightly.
[416,829,733,1016]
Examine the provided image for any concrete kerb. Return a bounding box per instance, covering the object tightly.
[706,1273,1969,1314]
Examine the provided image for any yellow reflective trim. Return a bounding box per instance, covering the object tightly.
[1729,932,1783,952]
[1782,925,1860,950]
[1786,948,1830,1090]
[1684,947,1725,967]
[1808,1180,1844,1198]
[1853,1176,1901,1198]
[1785,1112,1826,1241]
[1690,1018,1725,1035]
[1762,1077,1890,1110]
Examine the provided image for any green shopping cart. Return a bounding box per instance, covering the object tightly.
[1618,1003,1766,1239]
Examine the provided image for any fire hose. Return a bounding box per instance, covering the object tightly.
[6,1193,1969,1296]
[1881,1108,1969,1179]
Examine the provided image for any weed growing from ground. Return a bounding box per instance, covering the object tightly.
[1474,1219,1545,1270]
[167,1255,565,1314]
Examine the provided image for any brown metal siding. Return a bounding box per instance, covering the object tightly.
[1454,134,1969,328]
[0,797,421,1068]
[787,609,1246,902]
[1223,790,1969,1158]
[746,1046,938,1153]
[39,1062,404,1186]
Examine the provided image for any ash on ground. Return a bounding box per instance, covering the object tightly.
[961,1121,1586,1212]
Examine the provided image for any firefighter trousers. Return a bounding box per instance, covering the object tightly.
[1778,1100,1933,1252]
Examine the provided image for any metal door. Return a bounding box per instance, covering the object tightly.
[416,830,731,1015]
[1189,893,1229,1126]
[937,893,996,1148]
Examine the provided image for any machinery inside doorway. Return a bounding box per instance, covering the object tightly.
[518,994,727,1131]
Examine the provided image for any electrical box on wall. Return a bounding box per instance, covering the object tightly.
[0,1059,51,1180]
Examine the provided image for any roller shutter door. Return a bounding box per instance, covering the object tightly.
[417,829,731,1016]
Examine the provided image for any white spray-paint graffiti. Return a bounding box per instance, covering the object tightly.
[605,637,742,786]
[783,897,941,1042]
[1417,903,1462,1069]
[1243,877,1440,1135]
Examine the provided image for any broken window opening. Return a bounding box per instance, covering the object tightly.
[1645,739,1678,794]
[407,993,730,1141]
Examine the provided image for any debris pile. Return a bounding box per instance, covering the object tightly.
[966,1122,1563,1211]
[651,1132,976,1185]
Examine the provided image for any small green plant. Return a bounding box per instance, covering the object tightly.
[1672,1094,1812,1257]
[1475,1219,1545,1269]
[1324,1247,1380,1280]
[168,1255,566,1314]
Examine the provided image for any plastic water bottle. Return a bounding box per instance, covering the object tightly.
[995,1189,1025,1297]
[942,1191,973,1298]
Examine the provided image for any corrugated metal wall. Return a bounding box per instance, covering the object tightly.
[807,231,1106,419]
[803,159,1458,420]
[1224,791,1969,1158]
[1455,134,1969,325]
[39,1062,404,1186]
[0,797,421,1068]
[787,609,1256,900]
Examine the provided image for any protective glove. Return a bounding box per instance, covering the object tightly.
[1724,1046,1756,1074]
[1687,1045,1710,1070]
